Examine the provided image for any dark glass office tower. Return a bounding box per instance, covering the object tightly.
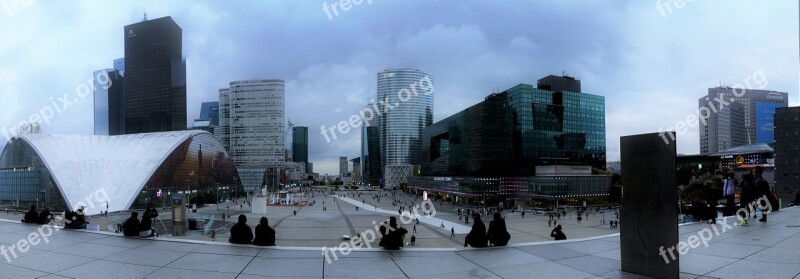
[199,101,219,126]
[93,68,125,135]
[123,16,186,134]
[292,126,309,172]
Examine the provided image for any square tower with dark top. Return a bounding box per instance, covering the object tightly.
[123,16,186,134]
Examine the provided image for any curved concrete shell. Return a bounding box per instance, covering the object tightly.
[0,131,242,215]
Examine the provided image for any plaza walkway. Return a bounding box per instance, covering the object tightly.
[0,206,798,278]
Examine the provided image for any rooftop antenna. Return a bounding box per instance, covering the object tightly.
[143,9,148,21]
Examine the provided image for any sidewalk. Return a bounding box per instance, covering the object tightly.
[0,206,797,278]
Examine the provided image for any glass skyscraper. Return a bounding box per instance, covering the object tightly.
[376,69,434,187]
[93,68,125,135]
[123,16,187,134]
[292,126,309,172]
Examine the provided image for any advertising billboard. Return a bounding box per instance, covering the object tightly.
[755,102,784,143]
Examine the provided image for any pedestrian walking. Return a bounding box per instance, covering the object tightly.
[754,166,772,222]
[451,227,455,237]
[413,225,417,233]
[211,230,216,241]
[723,172,737,216]
[410,234,416,246]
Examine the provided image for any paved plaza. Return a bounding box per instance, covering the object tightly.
[0,203,798,278]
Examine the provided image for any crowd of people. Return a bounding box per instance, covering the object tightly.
[687,166,775,225]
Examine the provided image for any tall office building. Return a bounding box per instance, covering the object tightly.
[218,79,285,192]
[199,102,220,127]
[421,77,606,176]
[93,67,125,135]
[774,107,800,208]
[377,68,434,188]
[292,126,309,172]
[699,87,788,154]
[123,16,187,134]
[339,156,348,175]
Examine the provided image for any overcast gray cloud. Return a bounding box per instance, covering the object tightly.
[0,0,797,175]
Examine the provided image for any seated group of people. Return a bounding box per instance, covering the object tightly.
[228,214,276,246]
[21,205,87,229]
[465,212,511,247]
[21,205,53,225]
[121,206,159,237]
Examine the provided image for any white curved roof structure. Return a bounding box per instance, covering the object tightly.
[15,130,209,215]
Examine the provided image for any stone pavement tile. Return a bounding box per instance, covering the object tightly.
[407,268,500,279]
[489,261,594,279]
[749,247,800,264]
[390,251,460,257]
[191,244,261,256]
[257,249,322,258]
[776,236,800,248]
[556,255,620,276]
[277,227,345,240]
[9,251,95,273]
[393,253,481,277]
[600,270,660,279]
[241,257,321,277]
[0,262,48,278]
[687,241,763,259]
[137,240,206,252]
[145,267,237,279]
[557,240,619,254]
[56,259,158,278]
[105,247,187,267]
[87,235,151,248]
[166,252,253,274]
[456,248,547,268]
[36,274,73,279]
[678,253,737,275]
[515,244,588,260]
[55,242,131,259]
[593,248,620,261]
[717,234,787,247]
[705,259,800,279]
[235,274,318,279]
[745,227,800,238]
[323,256,406,278]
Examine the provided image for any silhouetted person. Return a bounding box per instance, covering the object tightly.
[122,212,141,237]
[551,225,566,240]
[755,166,773,222]
[37,207,52,225]
[379,217,408,250]
[487,212,510,246]
[65,209,87,229]
[140,206,158,237]
[253,217,276,246]
[739,173,756,226]
[21,205,37,223]
[229,214,253,244]
[464,213,487,247]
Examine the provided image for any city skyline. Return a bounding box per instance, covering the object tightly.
[0,1,797,175]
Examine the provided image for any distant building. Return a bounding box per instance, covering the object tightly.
[411,76,608,205]
[339,156,348,176]
[361,125,382,186]
[123,16,187,134]
[93,67,125,135]
[774,107,800,207]
[199,102,220,127]
[218,79,286,192]
[376,68,434,188]
[292,126,309,172]
[536,75,581,92]
[699,87,787,154]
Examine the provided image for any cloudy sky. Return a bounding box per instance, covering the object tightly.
[0,1,797,175]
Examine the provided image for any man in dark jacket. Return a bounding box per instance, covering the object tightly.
[37,207,52,225]
[253,217,276,246]
[754,166,773,222]
[487,212,510,246]
[122,212,141,237]
[21,205,38,224]
[229,214,253,244]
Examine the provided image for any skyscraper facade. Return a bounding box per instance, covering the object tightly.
[218,79,286,192]
[93,68,125,135]
[699,87,788,154]
[292,126,309,172]
[339,156,348,176]
[123,16,186,134]
[361,124,382,186]
[199,101,220,127]
[376,68,434,188]
[774,106,800,207]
